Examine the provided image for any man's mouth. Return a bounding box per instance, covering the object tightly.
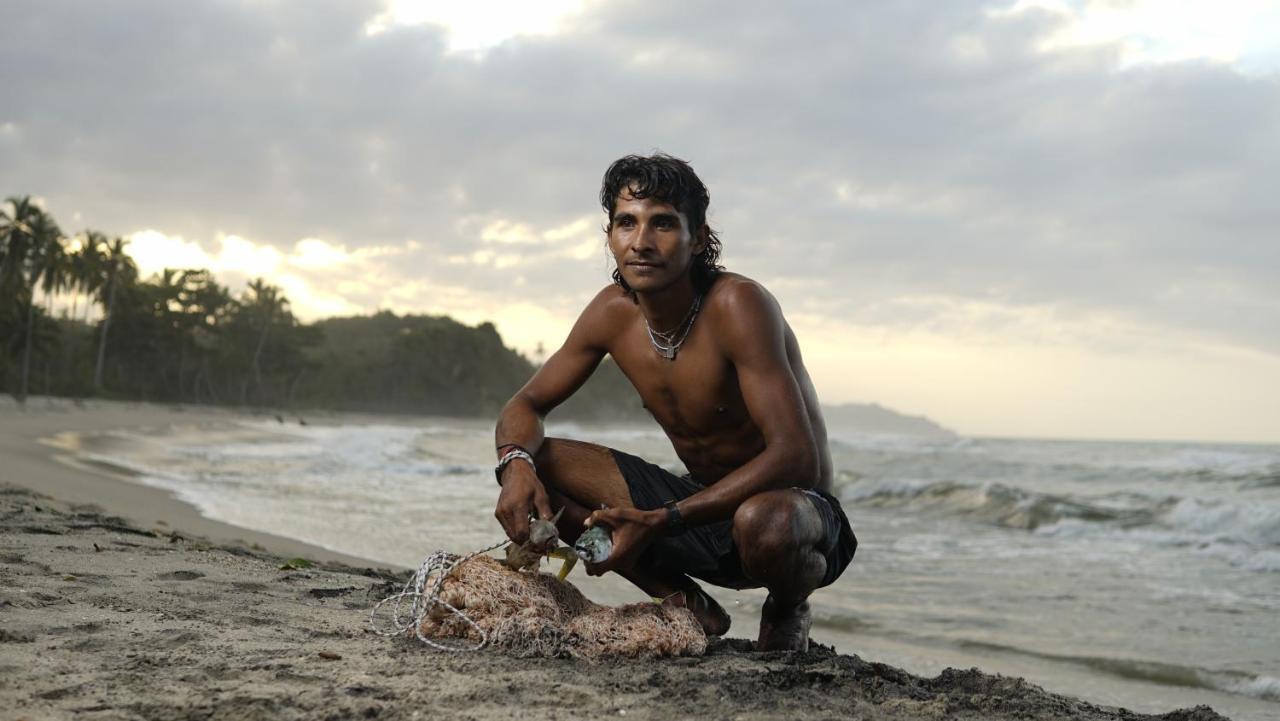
[627,261,663,268]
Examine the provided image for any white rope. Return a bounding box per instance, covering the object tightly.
[368,539,509,652]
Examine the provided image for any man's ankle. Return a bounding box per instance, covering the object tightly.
[757,594,812,652]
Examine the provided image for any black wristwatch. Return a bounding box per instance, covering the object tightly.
[663,500,688,536]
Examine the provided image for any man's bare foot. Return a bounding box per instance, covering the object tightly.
[663,584,731,637]
[757,595,811,651]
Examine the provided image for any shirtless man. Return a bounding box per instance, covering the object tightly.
[493,153,856,651]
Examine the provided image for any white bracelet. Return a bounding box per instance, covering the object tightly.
[495,449,535,484]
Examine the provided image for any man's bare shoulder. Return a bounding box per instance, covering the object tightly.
[583,283,637,318]
[705,272,782,320]
[569,284,637,348]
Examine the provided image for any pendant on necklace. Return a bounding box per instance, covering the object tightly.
[661,346,676,360]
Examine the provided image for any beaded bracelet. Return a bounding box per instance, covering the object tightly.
[495,448,535,485]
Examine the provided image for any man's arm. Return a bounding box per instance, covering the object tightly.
[493,287,618,544]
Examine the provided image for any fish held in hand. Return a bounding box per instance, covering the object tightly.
[574,524,613,564]
[502,509,578,580]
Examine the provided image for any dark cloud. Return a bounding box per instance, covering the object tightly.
[2,0,1276,354]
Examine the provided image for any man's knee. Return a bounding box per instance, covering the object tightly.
[532,437,586,487]
[737,491,824,586]
[531,437,632,510]
[732,490,817,559]
[532,437,564,467]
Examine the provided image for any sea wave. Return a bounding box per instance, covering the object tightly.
[829,437,1280,491]
[841,477,1280,557]
[841,478,1173,531]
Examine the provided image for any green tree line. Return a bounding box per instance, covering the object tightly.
[0,195,644,420]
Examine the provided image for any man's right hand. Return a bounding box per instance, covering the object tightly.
[494,461,554,545]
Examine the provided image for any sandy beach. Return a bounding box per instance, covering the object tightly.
[0,401,1232,720]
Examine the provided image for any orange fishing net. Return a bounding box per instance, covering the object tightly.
[417,555,706,660]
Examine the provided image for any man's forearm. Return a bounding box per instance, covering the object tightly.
[494,393,546,463]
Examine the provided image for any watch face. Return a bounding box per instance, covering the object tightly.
[665,501,686,534]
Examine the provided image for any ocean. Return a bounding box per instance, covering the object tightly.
[65,415,1280,720]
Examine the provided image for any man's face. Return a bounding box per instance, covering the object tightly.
[607,191,705,294]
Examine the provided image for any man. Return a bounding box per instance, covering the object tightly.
[493,153,856,651]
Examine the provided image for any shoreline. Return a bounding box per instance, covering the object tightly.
[0,398,390,570]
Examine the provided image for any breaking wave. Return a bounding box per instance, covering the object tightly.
[841,478,1174,531]
[840,478,1280,564]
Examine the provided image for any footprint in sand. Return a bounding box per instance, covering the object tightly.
[155,570,205,581]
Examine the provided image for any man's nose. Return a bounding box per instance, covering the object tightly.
[631,223,657,252]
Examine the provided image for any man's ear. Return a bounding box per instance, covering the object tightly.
[692,225,710,255]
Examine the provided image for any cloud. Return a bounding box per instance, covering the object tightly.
[1,0,1277,437]
[998,0,1280,70]
[366,0,590,53]
[124,229,415,321]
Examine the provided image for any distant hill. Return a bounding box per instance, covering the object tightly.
[821,402,955,439]
[299,312,647,421]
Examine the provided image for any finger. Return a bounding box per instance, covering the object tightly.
[500,505,530,544]
[534,490,553,521]
[494,506,511,538]
[591,508,625,528]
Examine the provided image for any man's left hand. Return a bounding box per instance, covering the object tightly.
[583,506,665,575]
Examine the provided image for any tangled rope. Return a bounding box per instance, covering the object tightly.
[368,539,509,652]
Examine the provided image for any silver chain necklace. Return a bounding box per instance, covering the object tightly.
[645,295,702,360]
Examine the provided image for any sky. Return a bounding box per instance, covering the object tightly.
[2,0,1278,443]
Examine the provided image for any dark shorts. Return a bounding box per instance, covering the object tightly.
[610,448,857,590]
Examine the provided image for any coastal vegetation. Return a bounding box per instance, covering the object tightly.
[0,195,640,419]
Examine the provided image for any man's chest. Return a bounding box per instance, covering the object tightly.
[608,323,750,438]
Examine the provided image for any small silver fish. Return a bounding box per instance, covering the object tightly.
[573,525,613,564]
[503,509,563,572]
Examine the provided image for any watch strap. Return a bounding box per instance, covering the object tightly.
[663,499,688,536]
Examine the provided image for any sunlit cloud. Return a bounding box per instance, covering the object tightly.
[125,230,410,321]
[458,215,604,263]
[997,0,1280,71]
[127,230,215,273]
[289,238,351,270]
[364,0,589,53]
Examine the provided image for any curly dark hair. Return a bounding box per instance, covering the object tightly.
[600,153,723,294]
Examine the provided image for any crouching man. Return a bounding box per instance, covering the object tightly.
[493,153,856,651]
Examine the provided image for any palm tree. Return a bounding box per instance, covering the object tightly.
[38,228,73,313]
[66,232,101,321]
[239,278,289,405]
[1,196,41,304]
[76,232,108,324]
[17,207,66,403]
[93,236,136,390]
[181,270,231,403]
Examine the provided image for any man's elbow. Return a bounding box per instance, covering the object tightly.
[498,391,545,426]
[776,441,819,487]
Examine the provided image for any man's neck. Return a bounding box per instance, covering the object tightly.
[635,276,699,333]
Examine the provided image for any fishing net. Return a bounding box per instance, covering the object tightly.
[372,550,707,660]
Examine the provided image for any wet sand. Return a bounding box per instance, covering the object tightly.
[0,400,1231,720]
